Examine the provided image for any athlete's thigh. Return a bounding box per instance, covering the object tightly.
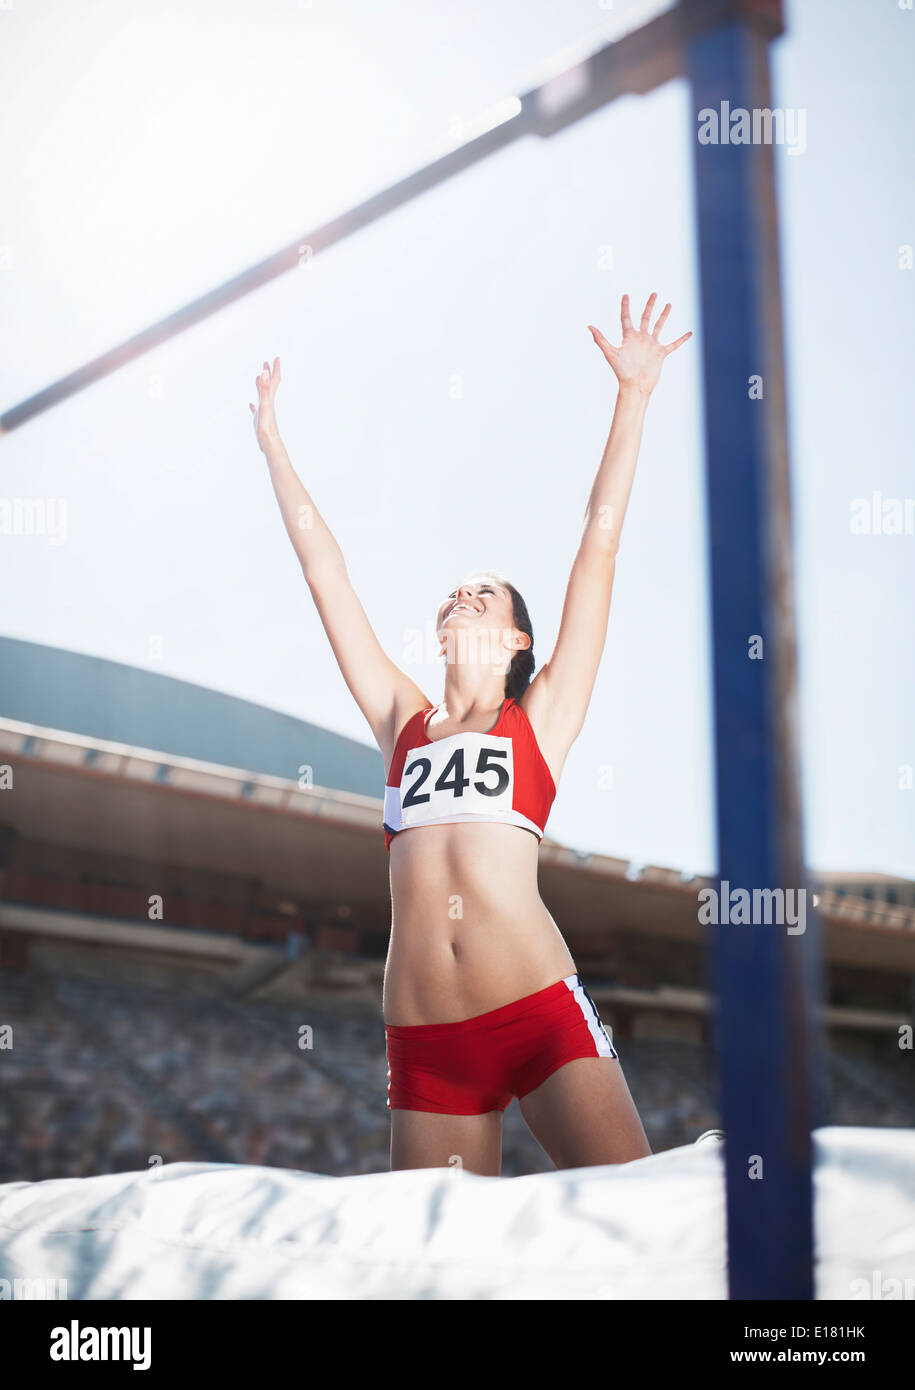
[519,1057,651,1169]
[390,1108,503,1176]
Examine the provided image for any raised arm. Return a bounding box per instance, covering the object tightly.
[250,358,430,758]
[524,295,692,770]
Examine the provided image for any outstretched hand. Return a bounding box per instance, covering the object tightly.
[250,357,281,451]
[588,294,691,397]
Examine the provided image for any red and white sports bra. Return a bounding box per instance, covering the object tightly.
[383,696,556,851]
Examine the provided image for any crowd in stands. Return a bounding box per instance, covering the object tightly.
[1,963,911,1183]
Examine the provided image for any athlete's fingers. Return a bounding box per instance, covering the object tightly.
[249,403,255,415]
[662,330,693,356]
[620,294,633,333]
[652,303,672,337]
[639,292,657,332]
[588,324,617,360]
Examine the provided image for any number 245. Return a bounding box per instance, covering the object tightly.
[402,746,509,806]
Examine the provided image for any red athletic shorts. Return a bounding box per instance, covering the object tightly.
[385,972,619,1115]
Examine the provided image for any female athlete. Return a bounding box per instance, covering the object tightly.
[250,292,692,1177]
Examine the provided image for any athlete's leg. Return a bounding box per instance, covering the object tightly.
[519,1056,651,1168]
[390,1109,503,1176]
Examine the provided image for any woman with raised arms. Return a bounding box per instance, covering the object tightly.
[250,292,692,1176]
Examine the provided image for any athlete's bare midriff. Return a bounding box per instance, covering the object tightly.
[383,819,577,1026]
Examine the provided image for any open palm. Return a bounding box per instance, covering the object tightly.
[249,357,281,450]
[589,293,691,396]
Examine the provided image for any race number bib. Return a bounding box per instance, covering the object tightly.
[398,733,514,827]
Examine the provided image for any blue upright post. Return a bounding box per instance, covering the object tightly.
[684,0,829,1299]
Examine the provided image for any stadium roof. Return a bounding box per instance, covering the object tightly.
[1,636,913,973]
[0,636,381,798]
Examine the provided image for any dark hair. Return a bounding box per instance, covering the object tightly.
[466,570,535,703]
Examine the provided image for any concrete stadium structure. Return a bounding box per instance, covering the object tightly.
[1,637,912,1049]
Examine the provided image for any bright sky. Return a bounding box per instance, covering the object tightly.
[1,0,912,879]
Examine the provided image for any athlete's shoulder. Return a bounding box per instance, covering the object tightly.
[397,696,434,726]
[511,684,546,739]
[379,691,435,782]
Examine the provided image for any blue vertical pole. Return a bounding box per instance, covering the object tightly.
[684,0,829,1299]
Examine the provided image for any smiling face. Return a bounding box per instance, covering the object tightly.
[435,574,530,668]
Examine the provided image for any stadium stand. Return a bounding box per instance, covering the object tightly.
[1,961,911,1184]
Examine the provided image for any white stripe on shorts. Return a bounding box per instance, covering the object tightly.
[563,973,618,1058]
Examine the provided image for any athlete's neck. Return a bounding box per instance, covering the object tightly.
[438,671,508,724]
